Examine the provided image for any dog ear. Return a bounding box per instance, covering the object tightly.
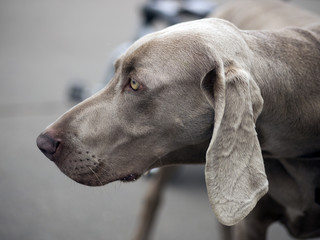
[200,62,268,226]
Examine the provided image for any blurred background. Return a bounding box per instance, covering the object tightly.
[1,0,320,239]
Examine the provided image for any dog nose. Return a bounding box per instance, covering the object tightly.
[36,132,60,161]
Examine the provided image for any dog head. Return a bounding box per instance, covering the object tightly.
[37,19,268,225]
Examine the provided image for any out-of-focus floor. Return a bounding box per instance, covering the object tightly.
[0,0,319,239]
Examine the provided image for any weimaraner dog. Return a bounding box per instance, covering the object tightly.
[133,1,320,239]
[37,2,320,239]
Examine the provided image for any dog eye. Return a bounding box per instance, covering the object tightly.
[129,78,140,91]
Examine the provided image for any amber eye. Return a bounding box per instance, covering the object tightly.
[130,78,140,91]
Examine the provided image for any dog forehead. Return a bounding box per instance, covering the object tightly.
[123,33,185,63]
[122,26,204,67]
[122,18,238,63]
[125,20,212,53]
[115,18,241,87]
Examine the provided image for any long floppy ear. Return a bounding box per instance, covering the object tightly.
[201,62,268,226]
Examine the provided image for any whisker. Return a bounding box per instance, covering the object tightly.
[155,155,164,167]
[95,164,108,173]
[88,166,103,186]
[94,163,118,182]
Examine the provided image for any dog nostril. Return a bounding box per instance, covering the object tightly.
[36,133,61,161]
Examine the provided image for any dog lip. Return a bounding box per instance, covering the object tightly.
[69,172,141,186]
[119,173,140,182]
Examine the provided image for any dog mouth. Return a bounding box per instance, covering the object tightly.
[119,173,141,182]
[66,169,142,186]
[74,173,141,186]
[52,150,142,185]
[52,148,145,186]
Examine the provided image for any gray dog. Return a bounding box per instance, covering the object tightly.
[37,13,320,239]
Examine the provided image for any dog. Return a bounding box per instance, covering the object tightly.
[37,14,320,239]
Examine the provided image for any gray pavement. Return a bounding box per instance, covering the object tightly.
[1,0,320,240]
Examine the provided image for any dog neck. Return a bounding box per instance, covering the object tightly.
[245,25,320,159]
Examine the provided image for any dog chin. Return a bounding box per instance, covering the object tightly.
[71,176,107,186]
[69,173,141,186]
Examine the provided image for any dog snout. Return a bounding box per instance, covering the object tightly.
[36,132,61,161]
